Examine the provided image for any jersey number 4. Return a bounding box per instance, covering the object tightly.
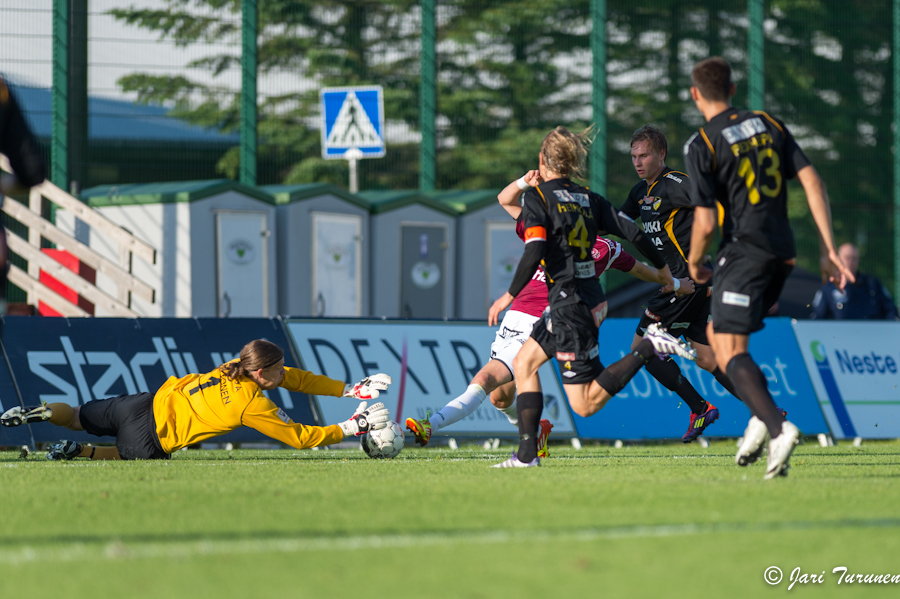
[568,215,591,259]
[738,148,783,204]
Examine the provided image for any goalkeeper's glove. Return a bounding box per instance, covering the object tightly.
[343,373,392,400]
[338,401,391,437]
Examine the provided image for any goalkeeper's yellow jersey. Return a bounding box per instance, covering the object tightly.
[152,361,345,454]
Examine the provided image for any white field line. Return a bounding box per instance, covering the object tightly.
[2,519,898,566]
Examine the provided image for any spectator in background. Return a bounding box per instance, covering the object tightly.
[811,243,898,320]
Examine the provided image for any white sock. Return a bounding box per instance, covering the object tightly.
[430,384,487,432]
[497,399,518,426]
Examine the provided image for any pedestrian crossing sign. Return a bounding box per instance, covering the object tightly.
[321,86,385,159]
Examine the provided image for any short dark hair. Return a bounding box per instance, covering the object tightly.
[631,124,667,156]
[692,57,732,102]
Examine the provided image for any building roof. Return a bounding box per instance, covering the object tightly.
[9,82,240,145]
[262,183,369,210]
[356,190,458,216]
[80,180,274,206]
[424,189,501,214]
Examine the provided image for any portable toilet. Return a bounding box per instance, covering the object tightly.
[262,183,370,317]
[357,190,458,319]
[427,189,518,321]
[71,180,277,317]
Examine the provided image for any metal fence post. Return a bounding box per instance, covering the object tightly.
[894,0,900,302]
[420,0,436,192]
[748,0,764,110]
[241,0,258,186]
[590,0,606,197]
[52,0,68,189]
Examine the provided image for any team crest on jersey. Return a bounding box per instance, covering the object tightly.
[653,199,662,211]
[553,189,590,207]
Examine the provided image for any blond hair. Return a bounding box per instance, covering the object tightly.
[540,125,595,180]
[220,339,284,380]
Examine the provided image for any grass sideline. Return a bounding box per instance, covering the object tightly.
[2,440,899,599]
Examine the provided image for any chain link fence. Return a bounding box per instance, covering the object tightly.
[0,0,895,299]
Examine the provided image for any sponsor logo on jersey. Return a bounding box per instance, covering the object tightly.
[722,291,751,307]
[574,261,594,279]
[276,408,291,424]
[643,220,662,234]
[644,308,660,321]
[665,172,683,183]
[557,352,576,362]
[553,189,590,207]
[721,117,767,144]
[670,322,690,329]
[562,370,577,378]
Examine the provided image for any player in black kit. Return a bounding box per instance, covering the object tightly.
[493,126,697,468]
[684,57,853,479]
[621,124,746,443]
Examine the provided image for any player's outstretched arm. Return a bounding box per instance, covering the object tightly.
[488,292,514,326]
[687,206,716,284]
[796,165,855,290]
[628,261,694,296]
[343,374,392,400]
[497,170,541,219]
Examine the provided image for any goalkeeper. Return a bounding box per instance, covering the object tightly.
[1,339,391,460]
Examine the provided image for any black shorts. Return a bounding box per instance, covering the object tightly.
[711,241,793,335]
[637,286,712,345]
[79,392,170,460]
[531,303,603,384]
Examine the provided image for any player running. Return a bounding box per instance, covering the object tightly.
[405,170,692,455]
[2,340,394,460]
[493,126,697,468]
[620,124,746,442]
[684,57,853,479]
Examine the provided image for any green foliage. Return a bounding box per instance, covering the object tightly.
[109,0,895,290]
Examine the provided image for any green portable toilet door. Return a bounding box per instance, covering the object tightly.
[216,211,270,317]
[400,223,446,318]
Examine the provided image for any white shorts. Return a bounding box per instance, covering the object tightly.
[489,310,540,378]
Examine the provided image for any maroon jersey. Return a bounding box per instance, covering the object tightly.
[511,219,636,317]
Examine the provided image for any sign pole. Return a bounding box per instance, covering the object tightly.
[346,148,362,194]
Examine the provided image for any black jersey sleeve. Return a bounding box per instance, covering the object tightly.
[619,183,642,219]
[507,188,549,297]
[683,131,717,209]
[767,114,810,180]
[593,196,666,270]
[0,77,46,188]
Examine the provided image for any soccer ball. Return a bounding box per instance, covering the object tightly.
[360,421,405,459]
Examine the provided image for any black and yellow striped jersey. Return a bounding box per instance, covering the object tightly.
[683,107,810,260]
[620,166,695,279]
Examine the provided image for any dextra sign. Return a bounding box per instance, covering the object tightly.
[793,321,900,439]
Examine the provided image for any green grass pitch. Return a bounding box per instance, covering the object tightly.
[2,440,899,598]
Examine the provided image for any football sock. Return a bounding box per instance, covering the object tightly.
[496,399,518,425]
[47,403,72,427]
[596,339,655,396]
[711,367,743,402]
[645,357,708,414]
[726,353,785,437]
[515,392,543,463]
[430,384,487,433]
